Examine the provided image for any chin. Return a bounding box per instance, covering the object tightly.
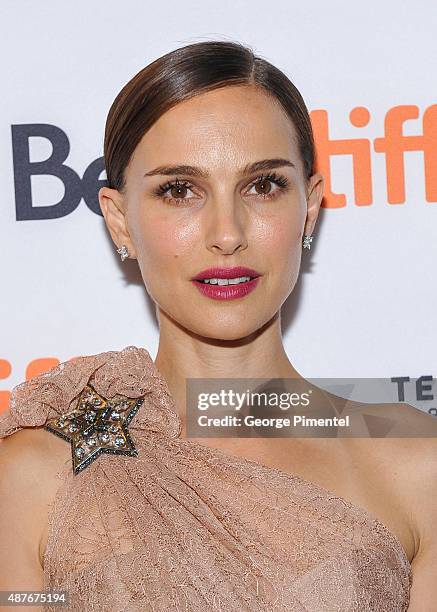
[185,317,272,343]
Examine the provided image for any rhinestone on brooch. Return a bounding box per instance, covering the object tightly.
[44,383,144,475]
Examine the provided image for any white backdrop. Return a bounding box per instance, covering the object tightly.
[1,1,436,416]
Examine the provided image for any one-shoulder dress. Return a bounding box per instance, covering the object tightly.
[0,345,412,611]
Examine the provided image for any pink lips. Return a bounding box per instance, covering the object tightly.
[191,266,262,301]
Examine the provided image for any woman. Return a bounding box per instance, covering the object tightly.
[1,40,436,611]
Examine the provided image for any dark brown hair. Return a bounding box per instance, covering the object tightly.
[104,40,315,192]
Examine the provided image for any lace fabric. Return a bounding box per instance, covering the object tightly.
[0,345,412,611]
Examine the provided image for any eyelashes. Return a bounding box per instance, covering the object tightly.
[152,172,290,206]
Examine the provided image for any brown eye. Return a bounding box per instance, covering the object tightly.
[254,179,273,196]
[170,183,188,199]
[153,178,198,206]
[246,172,290,201]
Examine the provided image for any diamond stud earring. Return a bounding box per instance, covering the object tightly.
[302,235,314,250]
[116,245,129,261]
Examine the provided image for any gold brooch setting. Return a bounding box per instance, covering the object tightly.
[44,383,144,474]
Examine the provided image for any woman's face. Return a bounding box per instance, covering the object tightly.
[100,84,323,340]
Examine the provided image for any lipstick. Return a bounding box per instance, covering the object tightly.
[191,266,262,301]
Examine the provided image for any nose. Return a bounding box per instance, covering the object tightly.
[204,199,248,255]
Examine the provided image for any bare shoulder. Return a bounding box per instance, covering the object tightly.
[346,400,437,494]
[0,422,70,476]
[364,404,437,608]
[331,402,436,562]
[354,401,437,498]
[0,427,70,585]
[364,402,437,504]
[0,427,71,516]
[345,398,437,436]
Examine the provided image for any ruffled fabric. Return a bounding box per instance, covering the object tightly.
[0,345,181,439]
[0,345,412,611]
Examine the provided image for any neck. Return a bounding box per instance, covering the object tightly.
[153,309,303,424]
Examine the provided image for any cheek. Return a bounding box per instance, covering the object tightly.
[130,213,195,275]
[258,214,303,271]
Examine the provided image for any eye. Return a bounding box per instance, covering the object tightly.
[245,172,290,200]
[153,178,198,206]
[153,171,290,206]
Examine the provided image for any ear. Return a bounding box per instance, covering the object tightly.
[304,172,324,236]
[98,187,137,259]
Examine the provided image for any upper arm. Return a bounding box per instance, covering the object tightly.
[406,438,437,611]
[408,543,437,610]
[0,428,65,597]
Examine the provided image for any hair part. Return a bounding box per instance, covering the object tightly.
[104,40,315,193]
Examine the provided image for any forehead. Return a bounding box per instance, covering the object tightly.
[129,85,301,177]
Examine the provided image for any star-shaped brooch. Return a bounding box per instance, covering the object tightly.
[44,383,144,474]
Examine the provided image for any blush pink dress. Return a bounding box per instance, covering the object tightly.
[0,345,412,611]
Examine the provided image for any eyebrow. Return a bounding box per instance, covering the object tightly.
[143,158,296,179]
